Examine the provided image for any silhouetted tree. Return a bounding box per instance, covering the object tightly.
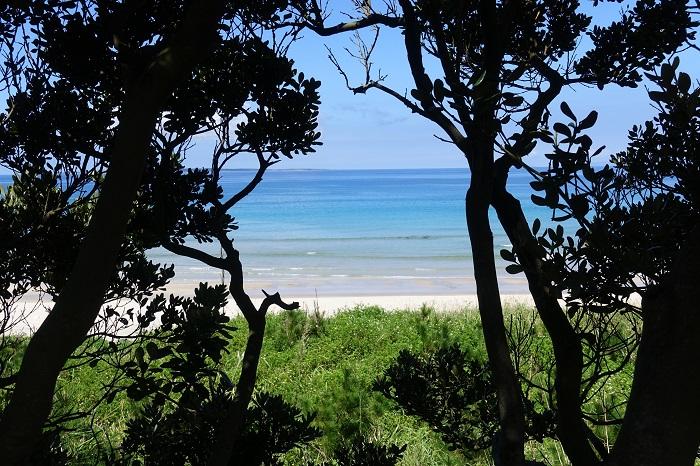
[288,1,697,464]
[513,61,700,466]
[0,1,319,464]
[0,2,227,461]
[118,286,321,465]
[128,27,321,463]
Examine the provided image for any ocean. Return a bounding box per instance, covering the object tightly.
[1,168,555,297]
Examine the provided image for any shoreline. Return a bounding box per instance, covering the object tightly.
[10,290,535,335]
[254,293,535,316]
[161,280,534,314]
[163,274,531,299]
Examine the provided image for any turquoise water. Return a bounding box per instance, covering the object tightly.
[1,169,554,295]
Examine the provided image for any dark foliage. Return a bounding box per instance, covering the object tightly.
[0,0,321,304]
[114,283,234,405]
[375,344,554,454]
[123,389,320,466]
[290,1,698,462]
[25,429,69,466]
[113,284,317,465]
[316,437,406,466]
[507,59,700,317]
[0,0,320,463]
[497,61,700,458]
[231,392,321,465]
[375,345,497,452]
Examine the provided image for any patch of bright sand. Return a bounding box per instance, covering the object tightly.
[232,294,534,316]
[11,289,535,334]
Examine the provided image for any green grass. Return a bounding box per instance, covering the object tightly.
[1,303,637,465]
[237,304,489,465]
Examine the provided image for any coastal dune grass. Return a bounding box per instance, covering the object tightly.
[243,304,487,465]
[4,303,636,465]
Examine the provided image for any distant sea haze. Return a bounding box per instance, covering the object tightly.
[1,169,556,297]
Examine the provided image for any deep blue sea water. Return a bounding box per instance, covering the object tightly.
[0,169,555,295]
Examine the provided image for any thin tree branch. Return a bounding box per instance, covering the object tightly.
[303,13,403,36]
[162,241,228,271]
[220,149,271,211]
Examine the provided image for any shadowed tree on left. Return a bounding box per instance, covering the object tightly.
[0,1,320,463]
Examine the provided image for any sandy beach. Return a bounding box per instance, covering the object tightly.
[11,277,535,335]
[228,293,534,317]
[158,272,535,316]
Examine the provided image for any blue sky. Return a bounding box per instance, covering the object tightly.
[1,3,696,174]
[207,1,698,171]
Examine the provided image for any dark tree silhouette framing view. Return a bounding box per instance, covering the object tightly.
[0,1,322,464]
[289,1,698,465]
[0,0,699,465]
[524,63,700,466]
[0,1,228,462]
[372,69,700,466]
[130,33,322,465]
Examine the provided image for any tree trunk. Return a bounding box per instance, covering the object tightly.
[207,288,266,466]
[466,170,526,466]
[207,277,298,465]
[0,3,223,463]
[606,227,700,466]
[492,165,600,466]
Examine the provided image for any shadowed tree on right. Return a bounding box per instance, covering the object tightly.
[287,1,699,464]
[520,61,700,466]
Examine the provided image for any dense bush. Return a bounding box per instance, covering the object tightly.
[375,344,555,454]
[123,389,320,465]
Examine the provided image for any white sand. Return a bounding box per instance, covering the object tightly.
[158,281,535,315]
[9,289,535,335]
[246,293,534,316]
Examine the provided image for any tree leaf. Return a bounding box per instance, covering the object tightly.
[433,79,446,102]
[581,332,596,346]
[578,111,598,130]
[560,101,576,121]
[500,249,515,262]
[553,122,571,137]
[535,131,554,144]
[531,194,547,206]
[505,264,524,274]
[530,180,545,191]
[472,69,487,87]
[660,63,673,83]
[678,72,691,94]
[570,196,590,217]
[503,93,524,107]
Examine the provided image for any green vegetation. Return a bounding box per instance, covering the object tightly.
[2,1,697,463]
[12,304,634,465]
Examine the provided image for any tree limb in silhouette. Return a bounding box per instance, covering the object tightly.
[290,1,697,464]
